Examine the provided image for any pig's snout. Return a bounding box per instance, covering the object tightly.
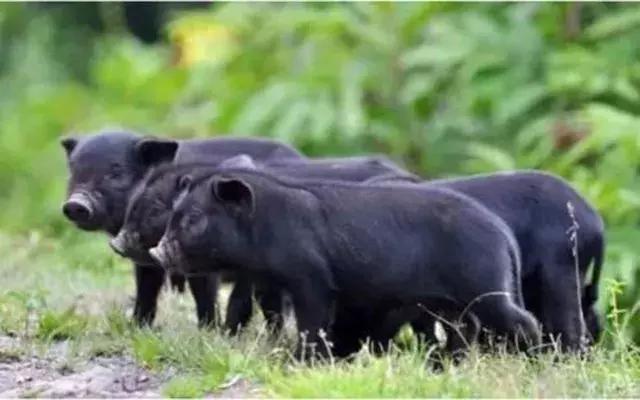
[149,245,166,267]
[150,238,185,272]
[62,193,94,224]
[109,232,128,257]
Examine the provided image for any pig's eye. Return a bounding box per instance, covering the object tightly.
[181,211,199,230]
[180,210,207,236]
[107,165,125,180]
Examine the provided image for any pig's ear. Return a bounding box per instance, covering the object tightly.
[211,177,255,215]
[60,136,78,157]
[219,154,257,170]
[135,138,179,168]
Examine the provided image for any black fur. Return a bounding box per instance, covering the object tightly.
[61,130,303,327]
[153,169,542,360]
[369,170,605,350]
[118,155,410,333]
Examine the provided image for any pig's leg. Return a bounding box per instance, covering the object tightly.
[330,304,373,358]
[290,276,334,361]
[168,273,186,293]
[471,295,542,352]
[133,264,165,327]
[254,281,284,334]
[187,273,219,328]
[225,276,253,335]
[538,259,586,352]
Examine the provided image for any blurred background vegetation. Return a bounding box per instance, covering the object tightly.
[0,3,638,342]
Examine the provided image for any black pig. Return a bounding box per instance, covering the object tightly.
[115,154,411,333]
[365,170,605,351]
[150,169,542,359]
[60,130,303,327]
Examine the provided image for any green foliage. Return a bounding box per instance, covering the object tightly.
[103,306,134,338]
[265,344,640,397]
[163,373,225,398]
[0,3,638,341]
[132,332,168,369]
[36,307,89,341]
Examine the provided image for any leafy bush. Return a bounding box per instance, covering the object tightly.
[0,3,638,341]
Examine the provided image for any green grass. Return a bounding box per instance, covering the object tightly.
[1,230,639,398]
[36,307,90,341]
[163,373,226,398]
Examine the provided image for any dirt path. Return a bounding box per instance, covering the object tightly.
[0,336,169,398]
[0,335,261,398]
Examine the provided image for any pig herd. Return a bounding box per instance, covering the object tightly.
[61,130,605,361]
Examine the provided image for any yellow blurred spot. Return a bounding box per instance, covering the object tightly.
[169,16,236,68]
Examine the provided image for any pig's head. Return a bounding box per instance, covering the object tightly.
[61,131,179,236]
[111,157,258,265]
[110,166,194,264]
[150,172,256,274]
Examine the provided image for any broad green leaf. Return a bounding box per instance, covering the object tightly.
[399,72,437,105]
[585,7,640,41]
[309,92,336,142]
[464,142,516,172]
[272,99,311,142]
[494,84,547,127]
[339,64,366,139]
[232,82,296,135]
[401,43,471,70]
